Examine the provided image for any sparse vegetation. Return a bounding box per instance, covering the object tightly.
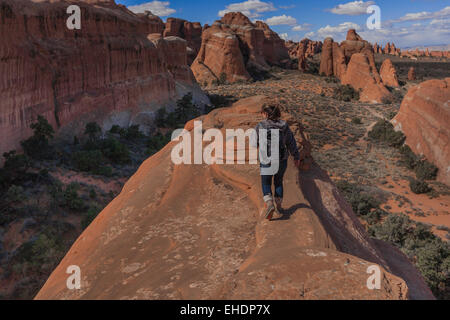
[334,84,360,102]
[368,119,405,147]
[409,179,432,194]
[369,214,450,300]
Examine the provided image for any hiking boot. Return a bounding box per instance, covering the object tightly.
[263,200,275,220]
[275,197,283,212]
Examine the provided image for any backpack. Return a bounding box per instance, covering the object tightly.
[263,121,287,161]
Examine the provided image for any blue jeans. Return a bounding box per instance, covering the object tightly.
[261,159,288,200]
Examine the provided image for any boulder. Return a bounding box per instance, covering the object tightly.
[392,78,450,184]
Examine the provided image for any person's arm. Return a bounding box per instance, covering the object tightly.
[285,125,301,166]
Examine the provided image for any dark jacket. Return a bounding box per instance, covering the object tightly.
[251,119,300,161]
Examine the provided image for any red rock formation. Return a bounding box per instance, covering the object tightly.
[319,29,391,103]
[0,0,207,157]
[408,67,417,80]
[380,59,400,88]
[341,53,392,103]
[163,18,203,65]
[191,22,251,85]
[35,95,434,300]
[319,38,334,76]
[191,12,290,84]
[392,78,450,184]
[255,21,291,68]
[297,38,322,71]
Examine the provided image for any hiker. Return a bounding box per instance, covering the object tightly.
[251,103,301,220]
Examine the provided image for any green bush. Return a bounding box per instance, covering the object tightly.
[63,183,85,211]
[147,132,171,155]
[409,179,432,194]
[334,85,360,102]
[368,119,405,148]
[84,122,102,142]
[352,117,362,125]
[369,214,450,299]
[21,116,55,159]
[72,150,104,172]
[100,137,130,165]
[121,125,144,140]
[336,180,381,216]
[399,145,438,180]
[414,160,438,181]
[157,93,201,128]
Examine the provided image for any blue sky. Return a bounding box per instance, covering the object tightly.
[117,0,450,48]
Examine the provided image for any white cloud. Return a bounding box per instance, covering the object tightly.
[266,14,297,26]
[279,33,289,40]
[329,1,375,16]
[359,18,450,48]
[218,0,276,18]
[308,22,360,40]
[390,6,450,23]
[292,23,312,32]
[128,1,176,17]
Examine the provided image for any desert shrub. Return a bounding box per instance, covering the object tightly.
[155,107,168,128]
[2,150,31,183]
[100,137,130,165]
[399,145,438,180]
[414,160,438,181]
[352,117,362,125]
[147,132,171,155]
[399,145,418,169]
[84,122,102,142]
[63,183,85,211]
[161,93,201,128]
[21,116,55,159]
[368,119,405,147]
[72,150,104,172]
[334,85,360,102]
[369,214,450,299]
[93,165,113,177]
[81,206,101,229]
[409,179,432,194]
[109,124,124,135]
[121,125,144,140]
[336,180,381,216]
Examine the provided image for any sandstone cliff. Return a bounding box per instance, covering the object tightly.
[0,0,208,157]
[392,78,450,185]
[36,96,434,300]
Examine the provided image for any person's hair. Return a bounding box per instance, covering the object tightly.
[262,103,281,121]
